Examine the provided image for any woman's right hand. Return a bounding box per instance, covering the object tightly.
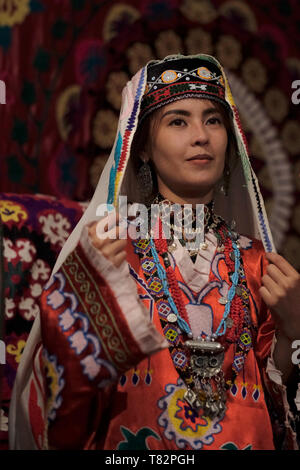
[88,212,128,268]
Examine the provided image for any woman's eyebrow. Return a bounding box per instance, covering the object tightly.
[160,109,190,120]
[160,107,221,120]
[202,107,222,118]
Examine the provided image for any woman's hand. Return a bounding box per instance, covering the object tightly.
[88,211,128,268]
[259,252,300,341]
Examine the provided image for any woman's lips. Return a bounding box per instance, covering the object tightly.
[187,154,213,164]
[187,154,213,160]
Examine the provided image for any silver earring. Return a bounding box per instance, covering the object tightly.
[220,184,227,195]
[220,168,230,196]
[137,160,153,199]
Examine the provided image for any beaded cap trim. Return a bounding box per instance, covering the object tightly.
[139,56,232,123]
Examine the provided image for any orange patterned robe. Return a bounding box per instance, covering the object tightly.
[14,228,298,450]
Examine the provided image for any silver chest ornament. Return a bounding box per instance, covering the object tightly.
[183,339,227,420]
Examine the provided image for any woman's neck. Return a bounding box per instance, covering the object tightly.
[157,187,214,207]
[151,192,217,237]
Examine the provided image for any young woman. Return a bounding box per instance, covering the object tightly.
[9,54,300,450]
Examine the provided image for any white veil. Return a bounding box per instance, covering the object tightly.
[53,54,275,274]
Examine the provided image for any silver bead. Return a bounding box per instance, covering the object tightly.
[168,241,177,253]
[167,313,177,323]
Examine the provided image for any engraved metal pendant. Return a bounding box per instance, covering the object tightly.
[186,339,224,377]
[184,339,227,419]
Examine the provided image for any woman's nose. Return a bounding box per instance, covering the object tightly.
[191,123,209,145]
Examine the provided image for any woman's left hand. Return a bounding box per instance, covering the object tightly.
[259,252,300,341]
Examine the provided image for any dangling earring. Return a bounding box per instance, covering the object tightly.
[220,165,230,196]
[137,160,153,200]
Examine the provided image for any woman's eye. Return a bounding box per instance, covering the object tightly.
[207,117,222,125]
[169,119,186,127]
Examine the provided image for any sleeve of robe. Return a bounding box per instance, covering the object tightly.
[10,225,168,450]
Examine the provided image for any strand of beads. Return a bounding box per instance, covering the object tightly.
[150,217,243,342]
[214,238,241,338]
[150,219,191,335]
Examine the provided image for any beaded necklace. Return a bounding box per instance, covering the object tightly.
[151,193,217,262]
[135,194,255,419]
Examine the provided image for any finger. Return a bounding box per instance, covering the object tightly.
[259,285,274,306]
[112,250,128,268]
[89,221,124,248]
[265,263,290,289]
[88,223,107,247]
[259,286,284,314]
[95,215,122,240]
[265,252,299,278]
[104,223,127,240]
[95,216,112,239]
[101,238,127,258]
[89,221,110,242]
[261,274,285,298]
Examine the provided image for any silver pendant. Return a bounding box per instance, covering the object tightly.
[184,339,227,419]
[185,339,224,378]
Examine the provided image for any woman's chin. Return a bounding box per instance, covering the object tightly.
[169,183,215,201]
[180,177,217,192]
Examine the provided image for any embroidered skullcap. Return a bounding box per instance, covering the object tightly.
[139,54,232,123]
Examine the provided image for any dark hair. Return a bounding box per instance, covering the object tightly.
[130,99,240,201]
[130,114,159,202]
[212,101,240,193]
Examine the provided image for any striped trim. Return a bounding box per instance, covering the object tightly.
[107,67,146,206]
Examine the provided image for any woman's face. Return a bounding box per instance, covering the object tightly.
[145,98,228,204]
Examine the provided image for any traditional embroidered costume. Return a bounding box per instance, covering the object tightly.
[9,54,300,450]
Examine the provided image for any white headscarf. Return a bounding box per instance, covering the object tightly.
[53,53,275,274]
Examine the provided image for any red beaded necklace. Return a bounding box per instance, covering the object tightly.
[153,215,245,344]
